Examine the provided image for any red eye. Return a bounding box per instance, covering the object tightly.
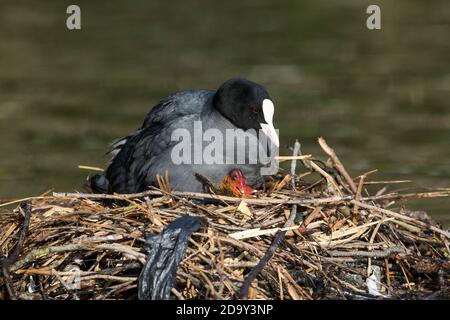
[251,106,258,114]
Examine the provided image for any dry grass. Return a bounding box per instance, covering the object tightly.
[0,138,449,300]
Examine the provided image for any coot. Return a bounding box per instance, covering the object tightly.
[89,78,279,194]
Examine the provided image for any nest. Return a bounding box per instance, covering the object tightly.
[1,138,449,300]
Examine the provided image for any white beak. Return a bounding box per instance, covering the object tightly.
[260,99,279,147]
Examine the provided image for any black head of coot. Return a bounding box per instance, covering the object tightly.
[212,78,279,147]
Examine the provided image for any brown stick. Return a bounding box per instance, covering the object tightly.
[318,137,357,193]
[352,200,450,239]
[11,242,146,271]
[328,247,406,258]
[240,204,298,299]
[352,175,365,220]
[290,140,301,190]
[0,201,32,300]
[53,190,352,205]
[51,189,450,208]
[306,160,344,196]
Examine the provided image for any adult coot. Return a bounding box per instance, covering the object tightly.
[89,78,279,194]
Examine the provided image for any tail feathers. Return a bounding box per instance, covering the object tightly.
[86,174,110,194]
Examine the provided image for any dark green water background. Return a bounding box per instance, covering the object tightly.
[0,1,449,225]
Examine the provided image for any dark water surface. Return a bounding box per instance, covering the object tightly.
[0,1,449,225]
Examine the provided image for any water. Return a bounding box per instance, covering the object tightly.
[0,0,449,225]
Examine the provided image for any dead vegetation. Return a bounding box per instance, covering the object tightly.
[0,138,449,300]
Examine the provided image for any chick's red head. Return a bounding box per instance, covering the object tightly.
[219,169,256,198]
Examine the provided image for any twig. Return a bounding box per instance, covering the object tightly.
[275,155,312,162]
[367,218,384,276]
[353,175,365,219]
[306,160,344,196]
[290,140,301,190]
[171,288,185,300]
[5,202,32,264]
[351,200,450,239]
[80,275,136,282]
[11,242,145,271]
[318,137,357,193]
[327,247,406,258]
[51,189,450,206]
[78,165,104,172]
[240,205,298,299]
[0,197,47,208]
[363,180,412,185]
[279,266,313,300]
[277,266,284,300]
[0,201,32,299]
